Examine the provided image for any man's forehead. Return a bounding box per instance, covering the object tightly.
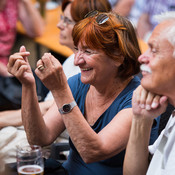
[148,21,173,44]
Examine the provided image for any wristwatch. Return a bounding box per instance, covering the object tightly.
[59,101,77,114]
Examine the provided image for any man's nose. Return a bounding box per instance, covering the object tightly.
[138,50,150,64]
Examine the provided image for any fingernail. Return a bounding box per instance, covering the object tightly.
[151,102,158,108]
[146,105,151,110]
[24,52,30,54]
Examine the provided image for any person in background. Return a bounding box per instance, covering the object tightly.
[108,0,135,17]
[0,0,47,112]
[137,0,175,41]
[0,0,44,77]
[0,0,112,164]
[54,0,111,85]
[8,8,159,174]
[128,0,145,28]
[108,0,145,28]
[123,11,175,175]
[0,0,112,129]
[0,0,47,166]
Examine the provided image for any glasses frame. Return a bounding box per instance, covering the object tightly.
[84,10,109,25]
[60,15,75,27]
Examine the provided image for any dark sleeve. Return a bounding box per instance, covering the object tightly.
[67,73,81,99]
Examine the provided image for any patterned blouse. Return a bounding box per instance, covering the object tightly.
[0,0,18,65]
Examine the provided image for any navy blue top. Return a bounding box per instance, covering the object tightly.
[62,74,160,175]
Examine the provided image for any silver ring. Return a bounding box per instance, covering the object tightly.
[37,65,45,71]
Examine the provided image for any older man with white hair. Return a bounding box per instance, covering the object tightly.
[123,11,175,175]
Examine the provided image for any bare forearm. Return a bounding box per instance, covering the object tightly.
[0,63,11,76]
[113,0,135,17]
[0,110,22,128]
[124,117,153,175]
[137,14,151,39]
[53,89,115,163]
[19,0,45,37]
[21,84,50,146]
[63,111,101,163]
[0,100,53,129]
[39,100,54,114]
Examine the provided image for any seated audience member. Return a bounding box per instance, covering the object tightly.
[108,0,145,27]
[0,0,44,77]
[0,0,46,111]
[0,0,111,164]
[108,0,135,17]
[128,0,145,27]
[137,0,175,41]
[124,11,175,175]
[8,10,160,174]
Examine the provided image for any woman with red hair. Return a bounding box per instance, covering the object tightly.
[8,5,159,175]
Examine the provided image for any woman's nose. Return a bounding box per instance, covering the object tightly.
[57,20,64,30]
[74,52,84,66]
[57,21,61,29]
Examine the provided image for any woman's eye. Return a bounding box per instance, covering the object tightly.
[74,47,78,51]
[68,19,73,24]
[85,50,92,54]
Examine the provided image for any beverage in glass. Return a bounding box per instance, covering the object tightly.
[16,145,44,175]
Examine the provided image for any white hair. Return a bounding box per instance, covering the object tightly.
[154,11,175,57]
[154,11,175,23]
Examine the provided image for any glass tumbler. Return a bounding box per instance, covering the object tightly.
[16,145,44,175]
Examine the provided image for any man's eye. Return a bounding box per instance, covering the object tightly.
[151,48,157,53]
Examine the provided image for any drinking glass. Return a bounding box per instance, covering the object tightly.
[16,145,44,175]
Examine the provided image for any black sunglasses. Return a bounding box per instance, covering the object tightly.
[84,10,109,25]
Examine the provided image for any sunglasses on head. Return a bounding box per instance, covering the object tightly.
[84,10,109,25]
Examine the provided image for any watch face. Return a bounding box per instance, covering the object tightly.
[63,104,71,113]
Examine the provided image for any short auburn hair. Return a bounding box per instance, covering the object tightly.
[72,12,141,79]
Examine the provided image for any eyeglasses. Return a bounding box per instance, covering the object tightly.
[84,10,109,25]
[84,10,126,32]
[60,15,75,26]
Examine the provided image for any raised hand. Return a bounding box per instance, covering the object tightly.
[35,53,68,91]
[132,85,168,119]
[7,46,35,85]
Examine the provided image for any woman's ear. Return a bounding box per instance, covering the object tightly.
[113,53,124,67]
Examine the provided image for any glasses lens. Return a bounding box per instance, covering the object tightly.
[60,15,64,20]
[60,15,75,26]
[84,10,98,18]
[96,14,109,25]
